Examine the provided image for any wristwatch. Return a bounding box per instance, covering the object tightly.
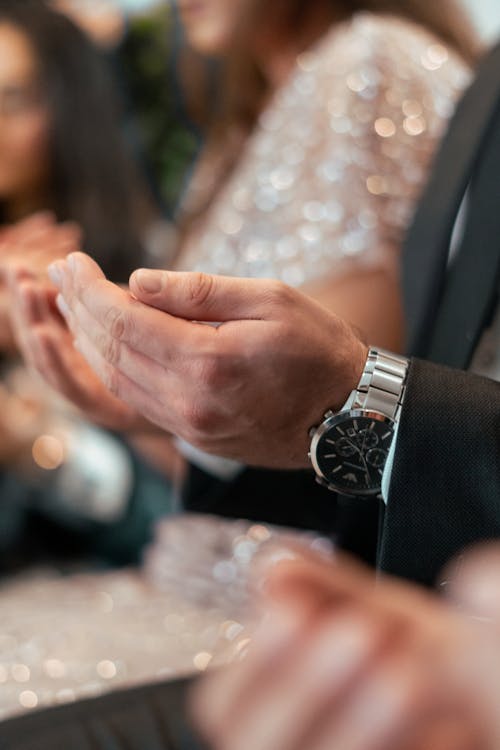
[309,348,409,496]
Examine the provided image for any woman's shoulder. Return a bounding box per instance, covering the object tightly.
[312,11,470,86]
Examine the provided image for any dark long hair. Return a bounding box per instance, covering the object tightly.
[0,0,155,281]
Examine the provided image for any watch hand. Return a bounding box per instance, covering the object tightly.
[344,438,361,455]
[359,452,371,483]
[344,461,365,471]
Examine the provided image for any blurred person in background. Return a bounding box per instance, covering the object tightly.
[52,0,202,216]
[0,0,179,572]
[51,0,126,50]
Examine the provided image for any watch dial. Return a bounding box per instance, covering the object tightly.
[316,414,394,495]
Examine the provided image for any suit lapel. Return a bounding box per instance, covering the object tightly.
[426,113,500,368]
[404,42,500,357]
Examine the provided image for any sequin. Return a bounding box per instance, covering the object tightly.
[297,51,318,72]
[19,691,38,709]
[43,659,66,679]
[11,665,30,683]
[0,13,471,724]
[404,116,427,136]
[193,652,213,671]
[402,99,423,117]
[303,201,327,222]
[374,117,396,138]
[177,13,469,286]
[2,516,329,719]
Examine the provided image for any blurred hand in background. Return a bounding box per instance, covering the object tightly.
[0,212,80,352]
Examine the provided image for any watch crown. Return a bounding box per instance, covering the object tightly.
[324,410,335,419]
[308,427,317,439]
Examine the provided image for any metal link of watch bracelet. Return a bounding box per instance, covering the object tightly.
[347,348,409,420]
[309,348,409,496]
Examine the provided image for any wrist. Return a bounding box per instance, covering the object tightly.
[294,335,368,470]
[314,335,369,424]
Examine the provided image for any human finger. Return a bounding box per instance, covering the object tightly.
[309,644,481,750]
[193,557,378,749]
[58,289,176,402]
[51,253,216,367]
[70,323,174,430]
[200,608,383,750]
[130,268,296,322]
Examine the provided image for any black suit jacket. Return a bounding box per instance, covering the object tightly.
[182,43,500,586]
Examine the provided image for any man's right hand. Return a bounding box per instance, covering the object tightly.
[49,253,368,469]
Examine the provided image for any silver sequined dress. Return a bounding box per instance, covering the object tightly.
[178,14,469,287]
[0,12,469,721]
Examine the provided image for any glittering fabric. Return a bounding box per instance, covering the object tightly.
[0,516,329,720]
[178,13,469,286]
[0,13,471,724]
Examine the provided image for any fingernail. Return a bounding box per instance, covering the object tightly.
[133,269,162,295]
[56,294,70,319]
[48,262,63,288]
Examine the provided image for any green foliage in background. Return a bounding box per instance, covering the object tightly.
[118,4,200,215]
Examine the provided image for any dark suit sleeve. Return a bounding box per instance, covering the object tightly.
[378,358,500,586]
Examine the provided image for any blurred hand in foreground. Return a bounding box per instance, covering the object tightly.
[191,547,500,750]
[48,252,367,468]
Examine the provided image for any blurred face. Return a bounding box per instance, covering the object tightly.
[0,23,51,208]
[178,0,250,56]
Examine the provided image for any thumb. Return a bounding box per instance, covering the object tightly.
[129,269,289,321]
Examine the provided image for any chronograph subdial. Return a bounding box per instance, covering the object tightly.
[310,411,395,496]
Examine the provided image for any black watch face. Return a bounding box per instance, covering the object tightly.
[312,411,394,496]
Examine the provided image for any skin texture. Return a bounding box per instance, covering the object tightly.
[35,252,368,469]
[191,548,500,750]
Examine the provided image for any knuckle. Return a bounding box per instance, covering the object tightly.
[196,351,223,389]
[183,400,217,440]
[104,305,129,341]
[187,272,214,309]
[102,365,120,397]
[98,333,122,366]
[267,279,294,307]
